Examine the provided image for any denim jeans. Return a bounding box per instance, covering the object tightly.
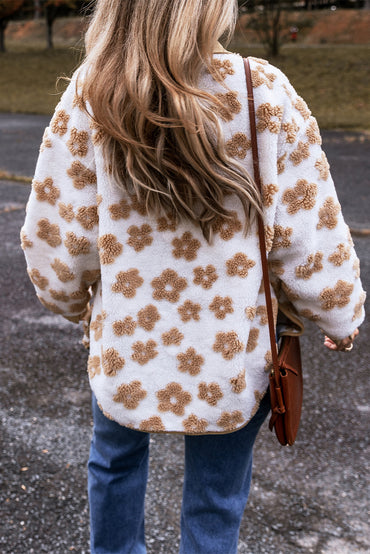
[88,391,270,554]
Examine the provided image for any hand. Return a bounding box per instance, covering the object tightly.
[324,328,359,352]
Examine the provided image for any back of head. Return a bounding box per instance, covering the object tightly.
[80,0,261,241]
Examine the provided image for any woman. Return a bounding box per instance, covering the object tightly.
[21,0,365,552]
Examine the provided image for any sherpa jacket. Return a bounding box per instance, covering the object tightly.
[21,54,366,434]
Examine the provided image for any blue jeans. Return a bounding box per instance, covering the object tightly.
[88,391,270,554]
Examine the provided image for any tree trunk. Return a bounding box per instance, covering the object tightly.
[0,20,8,53]
[45,7,56,49]
[34,0,41,20]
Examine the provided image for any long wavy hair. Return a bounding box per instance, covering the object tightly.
[80,0,261,241]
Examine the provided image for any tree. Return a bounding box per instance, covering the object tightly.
[0,0,24,52]
[42,0,76,49]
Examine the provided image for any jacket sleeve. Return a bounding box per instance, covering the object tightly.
[20,73,100,323]
[265,70,366,341]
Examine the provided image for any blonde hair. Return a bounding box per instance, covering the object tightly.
[80,0,261,241]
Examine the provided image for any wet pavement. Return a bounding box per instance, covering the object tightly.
[0,114,369,553]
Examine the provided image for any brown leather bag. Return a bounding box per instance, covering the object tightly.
[244,58,303,446]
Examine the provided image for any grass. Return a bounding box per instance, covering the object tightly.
[0,44,369,129]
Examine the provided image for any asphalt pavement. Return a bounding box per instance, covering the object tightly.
[0,114,369,554]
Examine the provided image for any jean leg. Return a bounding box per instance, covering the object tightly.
[180,391,270,554]
[88,394,149,554]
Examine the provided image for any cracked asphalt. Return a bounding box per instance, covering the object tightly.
[0,113,369,553]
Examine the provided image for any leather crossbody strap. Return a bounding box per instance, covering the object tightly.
[243,57,279,383]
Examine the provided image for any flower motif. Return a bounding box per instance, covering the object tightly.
[256,305,268,325]
[76,206,99,230]
[282,118,299,144]
[37,218,62,247]
[183,414,208,434]
[156,382,192,416]
[40,128,52,151]
[319,280,354,311]
[262,184,279,207]
[256,103,283,134]
[315,152,330,180]
[328,243,351,267]
[157,213,178,232]
[226,253,255,278]
[268,259,285,276]
[82,269,101,285]
[162,327,184,346]
[250,390,266,418]
[67,128,89,157]
[352,291,366,322]
[271,225,292,250]
[38,297,64,314]
[113,381,147,409]
[49,289,69,302]
[67,161,97,189]
[251,65,276,89]
[264,350,273,372]
[306,118,322,145]
[102,347,125,376]
[109,199,131,220]
[277,152,287,175]
[178,300,201,322]
[225,133,251,159]
[98,234,123,264]
[209,296,233,320]
[151,269,187,303]
[127,224,153,252]
[28,268,49,290]
[59,202,74,222]
[193,265,218,289]
[177,347,204,376]
[139,416,165,432]
[299,309,321,322]
[198,382,223,406]
[87,356,101,379]
[294,96,311,120]
[210,59,235,80]
[131,340,158,365]
[289,141,310,166]
[230,370,246,394]
[112,316,137,336]
[317,197,340,230]
[245,306,256,321]
[64,232,91,256]
[295,252,323,279]
[33,177,60,205]
[90,311,107,341]
[51,258,75,282]
[213,332,244,360]
[137,304,160,331]
[112,269,144,298]
[50,109,70,136]
[129,194,147,216]
[282,179,317,215]
[20,230,33,250]
[246,328,260,353]
[217,411,244,431]
[281,282,300,302]
[172,232,201,261]
[212,212,242,240]
[215,91,242,121]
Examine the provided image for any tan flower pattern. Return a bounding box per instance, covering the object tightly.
[67,128,89,157]
[137,304,160,331]
[157,382,192,416]
[264,350,273,372]
[225,133,251,159]
[264,225,275,252]
[294,97,311,120]
[76,206,99,230]
[40,128,52,152]
[172,232,201,261]
[246,328,260,353]
[315,152,330,180]
[226,253,255,278]
[87,355,101,379]
[213,331,244,360]
[193,265,218,289]
[112,316,137,337]
[212,212,242,240]
[59,202,74,222]
[49,289,69,302]
[177,347,204,376]
[20,230,33,250]
[277,152,287,175]
[217,411,244,432]
[306,118,322,145]
[50,109,69,136]
[183,414,208,434]
[151,269,187,302]
[282,118,299,144]
[178,300,201,322]
[262,184,279,207]
[295,252,324,280]
[51,258,75,282]
[256,103,283,134]
[230,370,246,394]
[129,194,147,216]
[251,65,276,89]
[320,280,354,311]
[162,327,184,346]
[282,179,317,215]
[353,258,360,279]
[245,306,256,321]
[131,340,158,365]
[352,291,366,321]
[38,297,64,315]
[209,296,233,320]
[33,177,60,206]
[256,306,268,325]
[210,59,235,81]
[113,381,147,409]
[317,197,340,230]
[268,259,285,276]
[281,282,300,302]
[98,234,123,265]
[250,390,266,418]
[215,91,242,121]
[112,269,144,298]
[127,224,153,252]
[328,244,351,267]
[90,311,107,341]
[67,161,97,190]
[157,213,178,232]
[289,141,310,166]
[272,225,292,250]
[139,416,165,432]
[82,269,100,285]
[102,348,125,376]
[37,218,62,247]
[109,199,131,220]
[198,382,223,406]
[28,269,49,290]
[64,232,90,256]
[299,309,321,322]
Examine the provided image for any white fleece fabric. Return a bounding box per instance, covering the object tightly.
[21,54,366,434]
